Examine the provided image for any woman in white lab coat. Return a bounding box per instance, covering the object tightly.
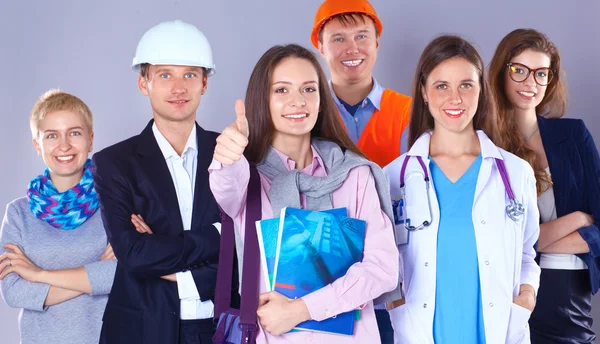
[383,35,541,344]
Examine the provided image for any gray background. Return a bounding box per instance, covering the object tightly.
[1,0,598,342]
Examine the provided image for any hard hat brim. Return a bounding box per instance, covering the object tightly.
[311,0,383,49]
[311,13,382,48]
[132,59,216,77]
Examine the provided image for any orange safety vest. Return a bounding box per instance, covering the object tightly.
[355,89,412,167]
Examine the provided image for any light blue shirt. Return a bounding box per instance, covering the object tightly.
[431,154,486,344]
[330,79,409,154]
[330,79,384,144]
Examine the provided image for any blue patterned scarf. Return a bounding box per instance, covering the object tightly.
[26,159,99,230]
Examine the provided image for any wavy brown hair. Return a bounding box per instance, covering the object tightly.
[408,35,501,148]
[489,28,567,194]
[243,44,364,164]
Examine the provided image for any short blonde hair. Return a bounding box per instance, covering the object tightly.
[30,89,93,139]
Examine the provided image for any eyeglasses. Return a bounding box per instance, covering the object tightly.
[507,62,555,86]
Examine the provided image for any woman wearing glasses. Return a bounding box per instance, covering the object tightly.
[384,35,540,344]
[490,29,600,343]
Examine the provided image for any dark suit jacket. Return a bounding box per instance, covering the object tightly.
[538,115,600,294]
[92,120,239,344]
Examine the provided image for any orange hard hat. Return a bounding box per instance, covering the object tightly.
[311,0,383,48]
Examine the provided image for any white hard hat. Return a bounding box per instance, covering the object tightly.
[132,20,216,76]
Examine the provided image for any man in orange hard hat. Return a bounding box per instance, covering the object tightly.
[311,1,409,342]
[311,0,412,169]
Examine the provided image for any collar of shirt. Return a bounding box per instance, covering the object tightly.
[329,78,384,110]
[408,130,503,160]
[152,122,197,160]
[271,145,327,177]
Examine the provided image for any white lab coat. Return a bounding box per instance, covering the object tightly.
[383,131,541,344]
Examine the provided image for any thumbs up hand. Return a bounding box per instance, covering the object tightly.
[234,99,249,138]
[214,99,250,165]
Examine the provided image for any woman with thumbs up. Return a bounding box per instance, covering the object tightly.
[209,43,399,343]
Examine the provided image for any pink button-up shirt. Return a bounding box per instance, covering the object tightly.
[209,146,398,344]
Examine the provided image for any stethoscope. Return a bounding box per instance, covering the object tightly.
[398,155,525,231]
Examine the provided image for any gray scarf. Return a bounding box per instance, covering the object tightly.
[256,139,402,304]
[256,139,394,222]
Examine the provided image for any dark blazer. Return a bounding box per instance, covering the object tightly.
[538,115,600,294]
[92,120,238,344]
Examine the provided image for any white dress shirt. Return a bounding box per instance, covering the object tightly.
[538,167,588,270]
[152,123,216,320]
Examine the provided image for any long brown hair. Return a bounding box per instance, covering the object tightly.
[489,28,567,194]
[408,35,501,148]
[243,44,363,164]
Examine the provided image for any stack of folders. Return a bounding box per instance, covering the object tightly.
[256,207,366,336]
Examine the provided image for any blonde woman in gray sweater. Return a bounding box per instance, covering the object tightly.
[0,90,116,344]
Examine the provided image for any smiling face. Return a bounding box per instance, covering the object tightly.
[504,49,551,112]
[33,110,94,186]
[138,65,207,123]
[269,57,320,142]
[318,14,378,85]
[421,57,481,135]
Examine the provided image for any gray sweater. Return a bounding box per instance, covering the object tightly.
[0,197,117,344]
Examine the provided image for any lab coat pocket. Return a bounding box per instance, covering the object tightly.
[392,197,410,246]
[506,303,531,344]
[389,305,428,344]
[506,212,525,289]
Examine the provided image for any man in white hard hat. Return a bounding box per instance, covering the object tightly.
[92,20,236,344]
